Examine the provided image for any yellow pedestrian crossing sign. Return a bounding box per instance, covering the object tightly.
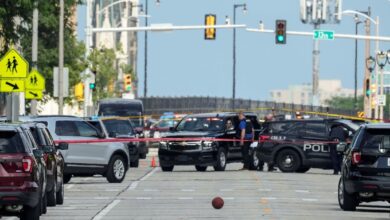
[0,79,25,92]
[0,49,29,78]
[26,69,45,90]
[25,90,43,100]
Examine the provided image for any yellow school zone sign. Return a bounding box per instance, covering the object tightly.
[25,90,43,100]
[26,69,45,90]
[0,49,29,78]
[0,79,25,92]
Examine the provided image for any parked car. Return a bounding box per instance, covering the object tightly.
[337,123,390,211]
[0,123,47,220]
[26,116,130,183]
[149,114,186,138]
[87,117,142,167]
[257,119,359,173]
[24,122,68,206]
[158,112,260,172]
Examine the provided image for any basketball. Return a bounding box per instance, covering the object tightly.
[212,197,224,209]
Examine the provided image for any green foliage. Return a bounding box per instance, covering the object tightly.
[325,95,364,111]
[88,47,117,102]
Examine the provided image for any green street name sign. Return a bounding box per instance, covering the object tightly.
[313,30,334,40]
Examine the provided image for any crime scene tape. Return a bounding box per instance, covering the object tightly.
[53,137,345,145]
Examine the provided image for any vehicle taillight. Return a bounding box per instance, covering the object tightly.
[259,135,271,143]
[22,156,34,173]
[352,151,361,165]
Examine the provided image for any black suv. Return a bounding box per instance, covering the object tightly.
[0,124,47,220]
[24,122,68,207]
[158,112,261,172]
[338,123,390,211]
[258,119,358,173]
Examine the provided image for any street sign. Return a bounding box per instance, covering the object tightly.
[0,49,29,78]
[0,79,25,92]
[53,67,69,97]
[378,95,386,106]
[313,30,334,40]
[26,69,45,90]
[25,90,43,100]
[357,111,365,118]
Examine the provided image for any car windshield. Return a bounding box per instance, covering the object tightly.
[176,117,224,132]
[102,119,134,136]
[0,131,25,153]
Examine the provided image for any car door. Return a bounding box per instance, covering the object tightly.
[227,116,242,159]
[54,120,107,165]
[300,122,330,161]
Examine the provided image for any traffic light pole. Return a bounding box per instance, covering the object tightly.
[312,23,320,106]
[31,1,38,116]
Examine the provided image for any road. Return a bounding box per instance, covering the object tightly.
[6,150,388,220]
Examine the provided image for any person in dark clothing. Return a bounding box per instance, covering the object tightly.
[259,114,276,172]
[329,125,348,175]
[238,112,253,170]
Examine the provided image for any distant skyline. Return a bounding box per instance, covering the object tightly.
[77,0,390,101]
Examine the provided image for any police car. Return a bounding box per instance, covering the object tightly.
[257,119,359,173]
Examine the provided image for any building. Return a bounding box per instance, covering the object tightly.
[270,79,362,106]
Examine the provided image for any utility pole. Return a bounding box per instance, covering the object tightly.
[58,0,64,115]
[312,23,320,105]
[144,0,148,97]
[31,0,39,115]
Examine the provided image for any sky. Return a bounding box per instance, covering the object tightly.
[76,0,390,101]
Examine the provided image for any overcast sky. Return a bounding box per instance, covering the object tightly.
[77,0,390,100]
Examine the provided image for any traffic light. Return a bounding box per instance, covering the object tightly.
[74,82,84,101]
[371,83,377,94]
[205,14,216,40]
[275,20,286,44]
[89,83,96,90]
[365,79,370,97]
[123,74,132,91]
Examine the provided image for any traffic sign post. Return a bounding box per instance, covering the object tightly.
[313,30,334,40]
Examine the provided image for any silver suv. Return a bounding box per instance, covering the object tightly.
[27,116,130,183]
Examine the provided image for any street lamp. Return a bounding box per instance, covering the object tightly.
[366,56,376,73]
[376,51,387,119]
[232,3,247,111]
[144,0,162,98]
[353,14,362,110]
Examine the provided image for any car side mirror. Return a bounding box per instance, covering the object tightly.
[336,142,347,152]
[57,142,68,150]
[42,145,55,153]
[108,132,117,138]
[33,149,44,158]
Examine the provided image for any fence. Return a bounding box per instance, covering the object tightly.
[140,96,356,118]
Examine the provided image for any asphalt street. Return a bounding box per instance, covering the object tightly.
[6,150,390,220]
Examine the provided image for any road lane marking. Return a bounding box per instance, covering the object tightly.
[140,167,157,181]
[127,181,139,191]
[295,190,310,193]
[302,198,318,202]
[223,197,235,200]
[181,189,195,192]
[178,197,193,200]
[260,198,268,204]
[92,199,121,220]
[144,189,159,192]
[65,184,74,190]
[220,189,233,191]
[258,188,272,191]
[261,197,276,200]
[136,197,152,200]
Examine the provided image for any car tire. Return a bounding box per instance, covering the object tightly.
[106,155,127,183]
[56,176,64,205]
[47,178,57,207]
[63,174,72,184]
[276,149,301,172]
[296,166,311,173]
[21,200,41,220]
[130,159,139,168]
[338,178,357,211]
[249,151,260,170]
[213,148,227,171]
[41,193,47,214]
[161,165,174,172]
[195,165,207,172]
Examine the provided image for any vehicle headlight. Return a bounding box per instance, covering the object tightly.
[159,141,168,150]
[202,141,215,151]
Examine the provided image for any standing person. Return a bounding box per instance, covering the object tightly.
[259,114,276,172]
[329,125,347,175]
[238,112,252,170]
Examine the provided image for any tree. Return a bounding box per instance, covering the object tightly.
[88,47,117,102]
[325,96,364,111]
